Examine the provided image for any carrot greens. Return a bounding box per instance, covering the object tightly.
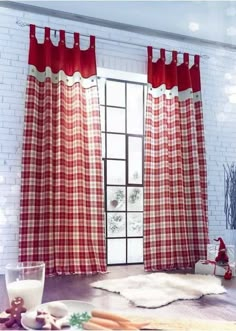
[69,312,91,329]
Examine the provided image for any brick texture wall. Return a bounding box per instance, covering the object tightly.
[0,7,236,273]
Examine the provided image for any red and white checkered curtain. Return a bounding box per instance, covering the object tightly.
[19,25,106,275]
[144,47,209,271]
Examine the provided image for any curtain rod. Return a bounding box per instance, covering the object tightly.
[16,20,209,60]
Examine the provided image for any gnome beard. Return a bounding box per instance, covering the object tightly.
[214,237,229,265]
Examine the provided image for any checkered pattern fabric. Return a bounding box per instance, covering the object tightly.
[19,25,106,275]
[144,48,209,271]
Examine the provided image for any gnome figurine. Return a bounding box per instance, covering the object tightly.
[214,237,229,265]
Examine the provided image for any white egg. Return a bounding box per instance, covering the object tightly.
[47,302,69,318]
[21,311,42,329]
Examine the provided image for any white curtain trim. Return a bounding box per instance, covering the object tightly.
[148,83,201,102]
[28,65,97,88]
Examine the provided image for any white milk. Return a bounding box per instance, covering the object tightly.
[7,279,44,310]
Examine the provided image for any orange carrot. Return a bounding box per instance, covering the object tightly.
[91,310,130,323]
[129,321,150,328]
[89,317,121,329]
[117,322,139,330]
[82,321,112,330]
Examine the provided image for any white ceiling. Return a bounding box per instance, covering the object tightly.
[12,1,236,46]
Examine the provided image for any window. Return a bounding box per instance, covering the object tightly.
[98,71,146,265]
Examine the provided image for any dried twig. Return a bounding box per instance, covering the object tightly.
[224,163,236,229]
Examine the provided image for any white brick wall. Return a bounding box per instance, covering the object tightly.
[0,6,236,273]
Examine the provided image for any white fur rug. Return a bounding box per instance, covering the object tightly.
[91,273,226,308]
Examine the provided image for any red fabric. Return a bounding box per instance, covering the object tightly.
[147,48,201,92]
[19,25,106,275]
[214,237,226,250]
[144,47,209,271]
[28,25,96,77]
[214,237,229,264]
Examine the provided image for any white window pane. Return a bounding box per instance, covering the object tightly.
[98,78,105,105]
[128,136,142,184]
[100,106,105,132]
[144,84,147,110]
[127,213,143,237]
[102,160,105,185]
[107,107,125,133]
[108,239,126,264]
[107,134,125,159]
[102,133,105,158]
[127,84,143,134]
[107,213,126,237]
[104,212,106,234]
[128,238,143,263]
[107,186,126,211]
[107,160,126,185]
[107,81,125,107]
[127,187,143,211]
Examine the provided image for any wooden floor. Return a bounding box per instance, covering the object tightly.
[1,264,236,322]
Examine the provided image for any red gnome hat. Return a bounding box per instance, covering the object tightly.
[214,237,229,265]
[215,237,226,250]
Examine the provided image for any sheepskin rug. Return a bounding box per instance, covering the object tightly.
[91,273,226,308]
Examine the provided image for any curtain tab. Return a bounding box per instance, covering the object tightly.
[147,46,153,60]
[74,32,80,46]
[172,51,177,63]
[183,53,189,65]
[160,48,165,61]
[29,24,35,39]
[90,35,95,49]
[194,55,200,67]
[59,30,65,44]
[44,27,50,42]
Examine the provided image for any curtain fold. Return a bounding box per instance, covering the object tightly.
[144,47,209,271]
[19,25,106,275]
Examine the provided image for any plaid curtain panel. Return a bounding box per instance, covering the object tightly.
[19,25,106,275]
[144,48,209,271]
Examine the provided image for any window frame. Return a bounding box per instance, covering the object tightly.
[98,68,146,266]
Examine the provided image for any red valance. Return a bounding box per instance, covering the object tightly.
[147,47,201,92]
[28,25,96,78]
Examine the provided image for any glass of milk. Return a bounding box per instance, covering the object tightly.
[5,262,45,310]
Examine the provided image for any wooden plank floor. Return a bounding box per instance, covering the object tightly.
[1,264,236,322]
